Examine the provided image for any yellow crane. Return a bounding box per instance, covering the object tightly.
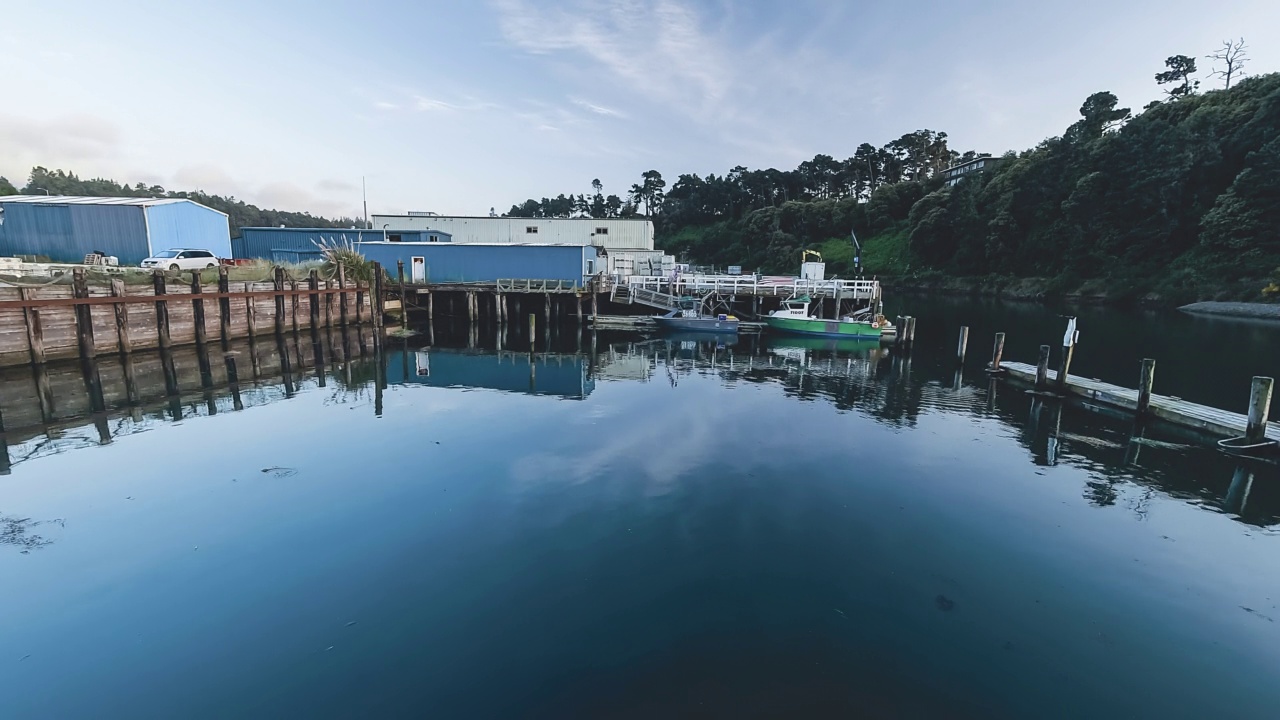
[801,249,823,263]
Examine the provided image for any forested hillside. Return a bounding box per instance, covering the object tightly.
[510,55,1279,304]
[0,168,358,237]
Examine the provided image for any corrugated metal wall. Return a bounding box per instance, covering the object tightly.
[144,202,231,259]
[356,243,596,285]
[0,201,149,263]
[371,215,654,250]
[233,228,444,259]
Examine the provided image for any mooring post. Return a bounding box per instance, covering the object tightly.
[217,265,231,348]
[337,263,349,326]
[1137,358,1156,417]
[355,282,365,325]
[467,291,477,323]
[19,287,46,365]
[591,278,599,321]
[1057,316,1077,392]
[371,262,385,328]
[153,270,171,350]
[956,326,969,365]
[903,317,916,350]
[396,261,407,325]
[545,293,552,326]
[272,267,287,338]
[71,267,96,361]
[324,280,335,328]
[1035,344,1051,391]
[529,312,536,342]
[990,332,1005,372]
[290,279,301,335]
[896,316,905,346]
[1245,376,1274,444]
[109,278,132,355]
[191,271,208,348]
[244,282,258,337]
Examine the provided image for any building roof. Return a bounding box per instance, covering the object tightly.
[371,214,652,222]
[0,195,194,207]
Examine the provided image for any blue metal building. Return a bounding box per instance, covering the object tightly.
[355,242,599,285]
[0,195,231,264]
[233,227,452,262]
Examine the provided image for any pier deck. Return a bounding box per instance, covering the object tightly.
[1000,361,1280,442]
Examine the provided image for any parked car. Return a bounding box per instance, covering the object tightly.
[140,249,221,271]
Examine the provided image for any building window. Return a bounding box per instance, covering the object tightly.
[526,226,538,234]
[389,234,402,242]
[595,227,608,235]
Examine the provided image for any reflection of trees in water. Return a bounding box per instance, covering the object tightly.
[1,514,61,553]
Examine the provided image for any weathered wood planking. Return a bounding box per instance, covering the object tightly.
[1000,361,1280,442]
[0,281,371,367]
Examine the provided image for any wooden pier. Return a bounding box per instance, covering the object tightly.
[999,362,1280,443]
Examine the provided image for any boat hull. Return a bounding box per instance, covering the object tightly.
[653,315,739,334]
[765,315,882,339]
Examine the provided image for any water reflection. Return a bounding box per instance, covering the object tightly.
[1,328,1277,529]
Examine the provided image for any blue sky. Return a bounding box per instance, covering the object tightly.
[1,0,1275,219]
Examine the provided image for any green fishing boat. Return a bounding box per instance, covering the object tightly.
[765,296,890,339]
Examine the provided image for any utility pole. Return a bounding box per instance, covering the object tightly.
[362,176,369,229]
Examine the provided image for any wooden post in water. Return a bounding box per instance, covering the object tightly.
[324,280,335,328]
[956,326,969,365]
[425,289,434,324]
[19,287,46,365]
[190,271,207,347]
[1035,344,1051,391]
[109,278,132,355]
[896,316,905,346]
[355,282,364,325]
[1137,359,1156,417]
[153,270,171,350]
[1245,376,1274,444]
[990,332,1005,372]
[273,267,287,337]
[71,268,96,361]
[529,312,536,342]
[468,291,478,323]
[902,317,916,350]
[337,263,349,326]
[1057,317,1077,393]
[396,261,407,325]
[591,279,599,321]
[290,279,301,335]
[217,266,232,348]
[371,262,385,329]
[545,293,551,326]
[241,281,257,335]
[308,270,321,330]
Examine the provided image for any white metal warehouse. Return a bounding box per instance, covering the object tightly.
[372,215,654,251]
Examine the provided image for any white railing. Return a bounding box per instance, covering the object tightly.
[624,274,880,299]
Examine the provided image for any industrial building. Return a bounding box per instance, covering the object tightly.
[233,227,451,263]
[356,242,598,286]
[0,195,231,265]
[372,214,654,251]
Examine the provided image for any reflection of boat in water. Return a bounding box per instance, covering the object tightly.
[765,296,890,339]
[766,335,880,354]
[661,331,739,348]
[653,298,739,334]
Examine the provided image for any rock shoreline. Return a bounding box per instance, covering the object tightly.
[1178,302,1280,320]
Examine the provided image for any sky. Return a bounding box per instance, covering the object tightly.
[1,0,1277,220]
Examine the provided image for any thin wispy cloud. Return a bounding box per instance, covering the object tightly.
[571,98,624,118]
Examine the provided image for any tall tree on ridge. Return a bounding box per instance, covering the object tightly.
[1156,55,1200,97]
[1207,38,1248,89]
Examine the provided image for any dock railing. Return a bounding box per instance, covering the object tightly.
[624,274,880,299]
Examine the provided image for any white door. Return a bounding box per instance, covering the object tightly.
[411,256,426,283]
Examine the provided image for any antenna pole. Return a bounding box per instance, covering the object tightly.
[362,176,369,229]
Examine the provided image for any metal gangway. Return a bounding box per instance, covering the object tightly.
[612,283,681,311]
[624,274,881,301]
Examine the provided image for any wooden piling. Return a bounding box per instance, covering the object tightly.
[902,317,916,349]
[289,279,301,335]
[990,332,1005,372]
[576,295,584,325]
[244,282,258,336]
[324,280,334,328]
[956,326,969,365]
[544,293,551,325]
[1137,359,1156,416]
[217,266,231,347]
[1035,344,1051,391]
[109,278,133,354]
[19,287,46,365]
[529,312,536,340]
[71,268,96,361]
[396,261,407,325]
[190,271,208,347]
[591,281,599,320]
[355,282,365,325]
[468,291,478,323]
[308,270,321,330]
[153,271,172,350]
[273,267,287,337]
[1245,376,1274,444]
[371,262,385,328]
[896,316,905,346]
[1057,345,1075,392]
[337,263,349,326]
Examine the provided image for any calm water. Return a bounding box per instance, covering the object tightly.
[2,301,1279,719]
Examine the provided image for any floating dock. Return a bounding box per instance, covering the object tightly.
[1000,361,1280,443]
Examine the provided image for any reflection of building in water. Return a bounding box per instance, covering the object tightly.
[386,348,594,399]
[594,344,654,382]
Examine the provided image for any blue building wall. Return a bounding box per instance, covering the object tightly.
[356,242,597,285]
[0,198,230,264]
[233,228,450,260]
[145,202,231,259]
[0,202,149,263]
